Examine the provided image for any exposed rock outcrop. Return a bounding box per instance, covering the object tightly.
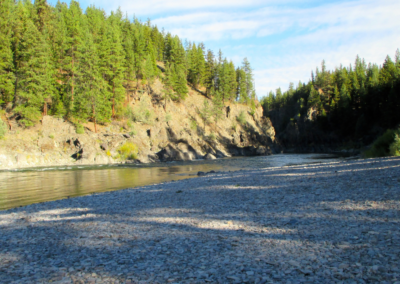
[0,86,279,170]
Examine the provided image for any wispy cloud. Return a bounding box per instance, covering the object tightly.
[48,0,400,97]
[150,0,400,96]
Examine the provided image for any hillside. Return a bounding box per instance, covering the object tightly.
[0,79,277,169]
[0,0,277,169]
[261,54,400,154]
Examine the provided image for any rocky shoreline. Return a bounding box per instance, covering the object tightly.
[1,157,400,283]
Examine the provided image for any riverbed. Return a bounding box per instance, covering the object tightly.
[0,156,399,283]
[0,154,340,210]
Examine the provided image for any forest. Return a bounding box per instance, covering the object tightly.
[260,52,400,155]
[0,0,257,133]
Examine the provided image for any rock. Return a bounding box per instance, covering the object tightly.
[123,134,131,139]
[256,146,267,155]
[100,143,108,151]
[197,171,206,176]
[205,153,216,160]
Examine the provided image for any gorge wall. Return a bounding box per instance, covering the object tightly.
[0,83,279,170]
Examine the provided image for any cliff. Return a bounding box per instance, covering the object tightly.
[0,81,278,170]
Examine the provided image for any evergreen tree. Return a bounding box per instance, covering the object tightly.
[73,32,110,132]
[62,0,84,115]
[204,49,215,96]
[34,0,51,32]
[212,91,224,124]
[105,12,125,117]
[236,67,247,103]
[14,20,55,126]
[198,99,211,130]
[0,0,15,105]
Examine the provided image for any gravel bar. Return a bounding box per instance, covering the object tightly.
[1,157,400,284]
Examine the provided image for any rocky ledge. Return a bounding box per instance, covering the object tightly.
[1,157,399,283]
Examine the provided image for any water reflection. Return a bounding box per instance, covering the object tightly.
[0,154,342,210]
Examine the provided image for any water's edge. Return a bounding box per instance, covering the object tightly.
[0,154,345,210]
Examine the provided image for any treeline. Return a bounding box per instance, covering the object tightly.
[0,0,256,130]
[261,52,400,143]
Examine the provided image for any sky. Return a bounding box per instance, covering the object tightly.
[47,0,400,98]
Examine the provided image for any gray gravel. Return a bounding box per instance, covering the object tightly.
[1,156,400,284]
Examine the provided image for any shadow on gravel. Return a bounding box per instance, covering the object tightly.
[1,157,399,283]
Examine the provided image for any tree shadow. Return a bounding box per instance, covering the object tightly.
[1,157,399,283]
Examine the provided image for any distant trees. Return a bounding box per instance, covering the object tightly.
[260,51,400,142]
[0,0,258,128]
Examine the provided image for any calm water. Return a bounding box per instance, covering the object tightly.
[0,154,341,210]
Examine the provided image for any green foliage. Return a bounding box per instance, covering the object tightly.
[208,132,216,141]
[0,119,7,139]
[236,110,246,125]
[131,96,154,125]
[0,0,15,105]
[198,99,211,129]
[231,122,237,132]
[189,118,197,130]
[261,51,400,145]
[389,132,400,156]
[1,0,254,131]
[14,19,55,127]
[364,129,396,158]
[75,123,85,134]
[117,142,138,160]
[236,58,255,104]
[211,92,224,124]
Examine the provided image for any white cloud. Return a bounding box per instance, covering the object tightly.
[75,0,400,96]
[99,0,266,16]
[151,0,400,96]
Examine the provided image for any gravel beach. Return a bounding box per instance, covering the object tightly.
[1,156,399,284]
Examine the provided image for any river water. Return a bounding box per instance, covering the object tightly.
[0,154,342,210]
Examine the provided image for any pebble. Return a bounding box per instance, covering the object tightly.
[0,156,399,283]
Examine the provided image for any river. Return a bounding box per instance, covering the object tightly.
[0,154,343,210]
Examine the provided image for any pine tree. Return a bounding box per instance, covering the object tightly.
[198,99,211,130]
[105,12,125,118]
[143,53,155,87]
[73,32,110,132]
[212,91,224,124]
[121,17,135,90]
[14,20,55,126]
[236,67,247,103]
[34,0,51,32]
[0,0,15,105]
[62,0,84,115]
[204,50,215,96]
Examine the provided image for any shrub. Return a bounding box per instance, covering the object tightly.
[117,142,138,160]
[364,129,396,158]
[130,96,154,125]
[165,113,172,123]
[236,111,246,125]
[0,119,7,139]
[49,134,55,139]
[231,123,237,132]
[389,133,400,156]
[208,132,216,141]
[76,123,85,134]
[190,119,197,130]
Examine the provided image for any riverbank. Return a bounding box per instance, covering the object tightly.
[1,157,399,283]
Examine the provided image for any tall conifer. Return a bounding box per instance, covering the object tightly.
[0,0,15,105]
[14,20,55,126]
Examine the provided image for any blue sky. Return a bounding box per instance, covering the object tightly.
[47,0,400,98]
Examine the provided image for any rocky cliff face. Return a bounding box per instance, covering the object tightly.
[0,86,278,170]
